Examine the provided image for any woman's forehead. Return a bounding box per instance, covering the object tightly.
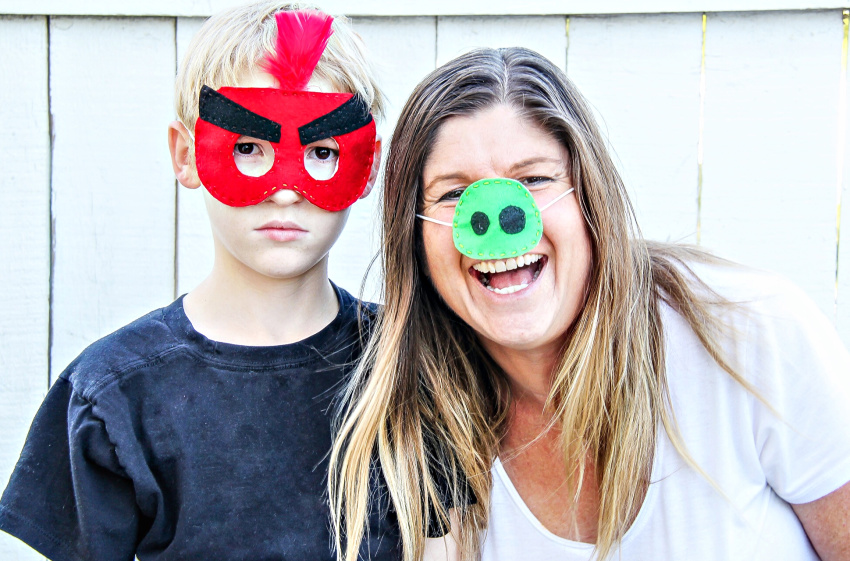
[423,106,568,188]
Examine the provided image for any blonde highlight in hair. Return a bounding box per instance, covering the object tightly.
[331,48,749,561]
[174,0,386,137]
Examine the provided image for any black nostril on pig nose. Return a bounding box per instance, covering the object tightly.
[471,211,490,236]
[499,205,525,235]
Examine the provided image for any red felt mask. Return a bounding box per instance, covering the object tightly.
[194,85,376,211]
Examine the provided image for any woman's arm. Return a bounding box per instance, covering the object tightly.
[423,534,459,561]
[423,509,460,561]
[792,480,850,561]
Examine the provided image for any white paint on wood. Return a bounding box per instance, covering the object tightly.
[838,22,850,346]
[0,532,44,561]
[436,15,567,69]
[567,13,704,243]
[840,169,850,345]
[700,10,842,316]
[176,17,215,296]
[5,0,850,17]
[327,17,437,302]
[0,15,52,561]
[353,17,437,138]
[49,17,177,378]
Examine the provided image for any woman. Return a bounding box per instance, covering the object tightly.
[330,48,850,561]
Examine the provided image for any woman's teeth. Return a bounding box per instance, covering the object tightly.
[472,253,541,274]
[489,284,528,294]
[472,253,543,294]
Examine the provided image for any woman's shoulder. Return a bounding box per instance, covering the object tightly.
[668,253,849,398]
[657,251,848,385]
[671,254,821,324]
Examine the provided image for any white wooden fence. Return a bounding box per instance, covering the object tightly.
[2,3,850,558]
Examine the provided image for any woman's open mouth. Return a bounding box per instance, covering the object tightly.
[470,253,545,294]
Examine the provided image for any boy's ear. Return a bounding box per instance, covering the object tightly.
[360,134,382,199]
[168,120,201,189]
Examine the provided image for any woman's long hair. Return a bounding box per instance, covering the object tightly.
[330,47,749,561]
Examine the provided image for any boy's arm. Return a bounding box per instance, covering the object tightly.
[0,376,140,561]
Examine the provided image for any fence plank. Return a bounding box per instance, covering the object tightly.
[568,14,704,243]
[700,10,842,316]
[838,33,850,345]
[0,15,52,560]
[840,182,849,345]
[175,17,213,296]
[353,17,437,140]
[49,16,177,378]
[328,16,437,301]
[436,15,567,69]
[6,0,850,18]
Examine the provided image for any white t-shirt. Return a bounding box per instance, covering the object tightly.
[481,263,850,561]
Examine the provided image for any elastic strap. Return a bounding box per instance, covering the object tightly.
[539,188,575,212]
[416,188,575,227]
[415,214,453,227]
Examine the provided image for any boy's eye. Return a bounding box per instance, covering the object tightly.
[304,138,340,181]
[313,147,335,161]
[235,142,261,156]
[233,137,274,177]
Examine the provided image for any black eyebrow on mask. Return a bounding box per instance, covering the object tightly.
[198,85,281,142]
[298,95,372,145]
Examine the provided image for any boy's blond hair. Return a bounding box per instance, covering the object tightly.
[175,1,386,135]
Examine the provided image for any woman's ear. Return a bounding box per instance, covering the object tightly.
[168,120,201,189]
[360,134,383,199]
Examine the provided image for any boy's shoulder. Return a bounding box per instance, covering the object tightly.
[304,283,379,362]
[342,286,379,327]
[0,291,396,561]
[63,285,377,399]
[60,297,194,398]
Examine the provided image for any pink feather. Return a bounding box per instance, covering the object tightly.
[263,10,334,91]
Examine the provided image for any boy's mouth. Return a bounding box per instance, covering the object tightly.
[469,254,545,295]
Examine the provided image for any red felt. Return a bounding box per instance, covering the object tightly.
[195,87,375,211]
[263,10,334,91]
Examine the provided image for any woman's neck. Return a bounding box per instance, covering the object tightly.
[497,363,602,544]
[480,336,565,404]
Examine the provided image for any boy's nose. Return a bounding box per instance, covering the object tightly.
[264,187,304,206]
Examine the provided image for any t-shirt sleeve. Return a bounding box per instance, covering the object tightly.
[369,449,474,539]
[0,376,140,561]
[424,439,476,538]
[747,281,850,505]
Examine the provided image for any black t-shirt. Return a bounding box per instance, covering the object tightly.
[0,284,400,561]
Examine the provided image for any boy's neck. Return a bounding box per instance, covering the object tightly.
[182,255,340,347]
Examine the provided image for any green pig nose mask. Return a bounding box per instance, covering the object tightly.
[417,178,575,259]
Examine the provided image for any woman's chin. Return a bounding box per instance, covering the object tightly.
[472,314,565,355]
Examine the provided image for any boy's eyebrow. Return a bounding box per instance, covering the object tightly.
[298,95,372,145]
[199,86,281,142]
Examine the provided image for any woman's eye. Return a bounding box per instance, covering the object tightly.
[438,188,466,202]
[520,176,552,187]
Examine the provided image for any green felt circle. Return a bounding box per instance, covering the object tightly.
[452,178,542,258]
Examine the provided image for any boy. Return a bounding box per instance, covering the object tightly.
[0,2,395,559]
